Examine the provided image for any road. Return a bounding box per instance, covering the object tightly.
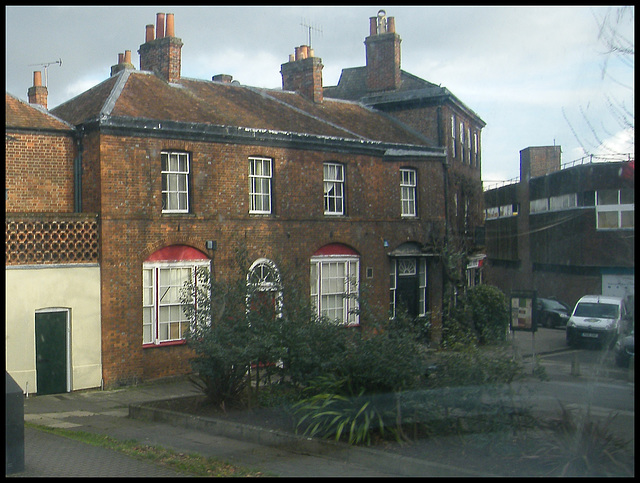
[515,327,634,445]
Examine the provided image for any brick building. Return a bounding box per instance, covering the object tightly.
[324,10,486,262]
[6,10,486,390]
[484,146,635,310]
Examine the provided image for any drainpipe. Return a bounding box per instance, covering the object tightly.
[74,125,84,212]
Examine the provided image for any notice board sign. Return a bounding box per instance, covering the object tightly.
[510,290,537,332]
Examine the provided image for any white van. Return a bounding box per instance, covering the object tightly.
[566,295,632,348]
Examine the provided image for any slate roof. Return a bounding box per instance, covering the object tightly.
[323,67,439,101]
[50,69,437,149]
[5,93,74,132]
[324,67,485,127]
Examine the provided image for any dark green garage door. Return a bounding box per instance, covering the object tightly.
[35,311,68,395]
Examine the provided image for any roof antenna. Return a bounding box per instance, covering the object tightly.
[300,18,322,48]
[28,58,63,87]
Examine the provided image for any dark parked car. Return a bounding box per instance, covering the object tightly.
[614,331,634,368]
[535,298,571,328]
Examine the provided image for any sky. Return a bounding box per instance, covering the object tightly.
[5,5,634,183]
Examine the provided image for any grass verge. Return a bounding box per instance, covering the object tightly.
[25,422,267,477]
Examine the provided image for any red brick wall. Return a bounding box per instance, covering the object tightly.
[138,37,183,83]
[365,33,401,92]
[94,133,447,386]
[5,131,76,213]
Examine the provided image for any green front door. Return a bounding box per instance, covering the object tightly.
[35,311,68,395]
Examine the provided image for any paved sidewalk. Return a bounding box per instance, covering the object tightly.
[16,426,185,477]
[13,378,427,477]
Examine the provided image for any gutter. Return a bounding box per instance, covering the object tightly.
[92,116,445,159]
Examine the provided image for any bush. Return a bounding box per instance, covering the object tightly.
[183,267,253,409]
[445,284,509,347]
[467,284,509,344]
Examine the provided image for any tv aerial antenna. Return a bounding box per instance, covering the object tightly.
[300,18,322,48]
[28,58,63,87]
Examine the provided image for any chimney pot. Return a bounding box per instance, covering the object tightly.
[118,53,124,64]
[281,49,323,103]
[369,17,377,36]
[165,13,175,37]
[156,13,165,39]
[387,17,395,33]
[145,24,154,42]
[212,74,233,83]
[124,50,132,64]
[139,14,183,83]
[33,70,42,87]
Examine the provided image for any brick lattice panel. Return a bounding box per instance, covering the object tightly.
[6,215,99,265]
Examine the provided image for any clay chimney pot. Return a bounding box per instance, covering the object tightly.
[165,13,175,37]
[33,70,42,87]
[369,17,377,36]
[156,13,165,39]
[387,17,395,33]
[124,50,132,64]
[145,24,154,43]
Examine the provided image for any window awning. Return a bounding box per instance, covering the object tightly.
[388,242,435,257]
[313,243,359,257]
[145,245,209,262]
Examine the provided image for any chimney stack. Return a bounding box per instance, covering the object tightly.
[110,49,136,77]
[365,10,402,92]
[280,45,324,103]
[212,74,233,83]
[520,146,563,180]
[27,71,48,109]
[138,12,183,83]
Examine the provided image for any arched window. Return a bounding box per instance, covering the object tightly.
[247,258,283,318]
[142,245,210,346]
[310,244,359,325]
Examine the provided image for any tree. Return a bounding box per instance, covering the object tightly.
[564,6,634,159]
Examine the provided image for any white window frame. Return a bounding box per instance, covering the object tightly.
[389,258,427,318]
[451,115,456,159]
[400,168,417,217]
[310,255,359,325]
[596,188,634,230]
[249,157,272,214]
[161,151,190,213]
[459,121,465,162]
[324,162,345,215]
[143,260,210,345]
[473,131,480,168]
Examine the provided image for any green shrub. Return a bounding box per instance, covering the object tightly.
[292,375,392,446]
[465,284,509,344]
[445,284,509,347]
[183,267,253,409]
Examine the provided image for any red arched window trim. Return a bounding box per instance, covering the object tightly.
[145,245,209,262]
[313,243,359,257]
